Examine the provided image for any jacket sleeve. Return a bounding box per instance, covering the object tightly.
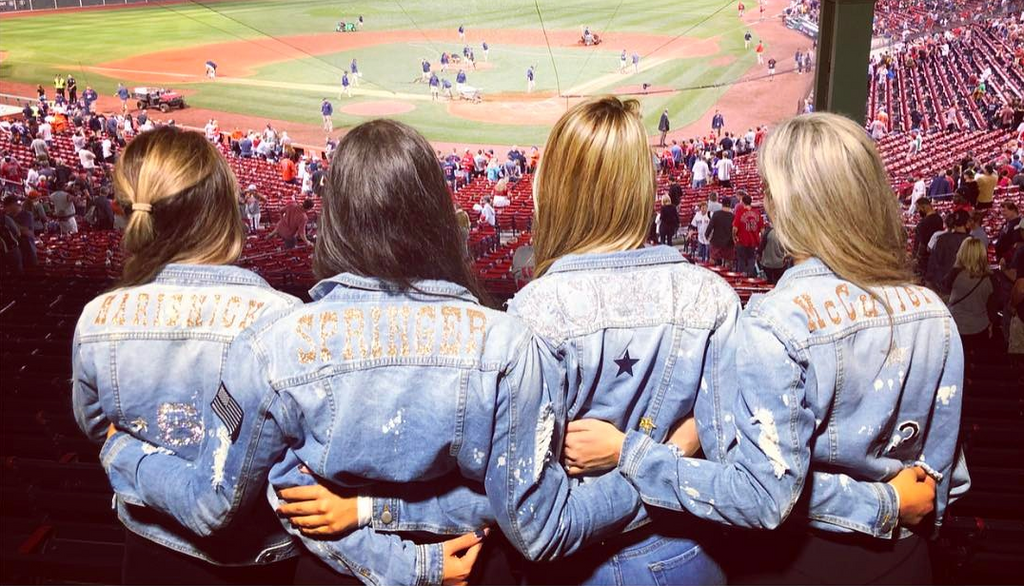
[914,321,969,533]
[368,483,494,534]
[98,330,291,536]
[804,472,900,538]
[71,327,108,445]
[479,336,645,561]
[619,315,814,530]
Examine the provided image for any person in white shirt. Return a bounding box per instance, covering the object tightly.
[473,196,496,227]
[690,201,711,262]
[49,187,78,234]
[38,121,53,143]
[79,147,96,170]
[101,136,114,163]
[691,156,710,188]
[204,119,218,143]
[25,164,40,191]
[908,175,927,215]
[716,153,735,187]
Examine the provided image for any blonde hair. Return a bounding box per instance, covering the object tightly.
[758,113,913,290]
[532,96,654,276]
[953,237,991,279]
[114,126,244,287]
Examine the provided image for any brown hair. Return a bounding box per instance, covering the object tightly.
[114,126,244,287]
[313,119,485,301]
[532,96,654,276]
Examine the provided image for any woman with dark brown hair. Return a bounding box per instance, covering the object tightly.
[71,126,303,583]
[96,118,645,585]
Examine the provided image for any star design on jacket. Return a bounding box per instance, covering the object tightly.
[614,350,639,377]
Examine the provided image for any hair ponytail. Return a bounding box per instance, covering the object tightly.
[113,126,244,288]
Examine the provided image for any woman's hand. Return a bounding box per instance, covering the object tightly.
[442,528,488,586]
[106,423,117,440]
[666,416,701,457]
[563,419,626,476]
[276,482,359,537]
[888,466,936,526]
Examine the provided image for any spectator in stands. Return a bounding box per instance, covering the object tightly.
[691,154,711,188]
[957,169,979,206]
[995,200,1022,263]
[563,112,953,585]
[49,184,78,235]
[0,195,22,276]
[268,198,313,249]
[690,200,711,262]
[71,125,304,584]
[927,209,971,295]
[716,151,735,188]
[657,185,680,245]
[946,237,994,354]
[968,211,988,247]
[89,189,115,230]
[279,154,298,185]
[914,197,943,276]
[758,223,787,283]
[243,185,262,232]
[733,192,764,276]
[78,141,96,170]
[706,196,735,267]
[907,173,927,215]
[974,164,997,209]
[30,132,48,162]
[4,194,36,270]
[927,168,953,198]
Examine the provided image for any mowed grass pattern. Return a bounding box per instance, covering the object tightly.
[1,0,758,143]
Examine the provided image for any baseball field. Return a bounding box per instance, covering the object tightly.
[0,0,814,148]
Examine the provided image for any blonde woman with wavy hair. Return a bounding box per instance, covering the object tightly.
[565,112,963,584]
[947,237,994,353]
[72,125,302,584]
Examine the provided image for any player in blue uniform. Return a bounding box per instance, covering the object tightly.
[350,59,360,85]
[482,41,489,61]
[429,72,440,100]
[320,98,333,132]
[526,65,535,92]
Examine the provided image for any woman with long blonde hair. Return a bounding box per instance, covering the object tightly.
[946,237,994,353]
[72,126,303,584]
[565,112,965,583]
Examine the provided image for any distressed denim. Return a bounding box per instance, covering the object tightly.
[619,257,969,539]
[98,273,643,585]
[72,263,302,565]
[382,248,913,584]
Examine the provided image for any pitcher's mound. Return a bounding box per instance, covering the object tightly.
[340,101,416,116]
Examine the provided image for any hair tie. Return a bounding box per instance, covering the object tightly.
[133,203,152,213]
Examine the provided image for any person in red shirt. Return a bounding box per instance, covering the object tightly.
[279,155,298,185]
[1,156,22,186]
[732,192,764,277]
[268,198,313,248]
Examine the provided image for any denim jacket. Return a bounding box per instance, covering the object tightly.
[379,248,902,543]
[71,264,302,565]
[98,273,644,585]
[618,257,970,538]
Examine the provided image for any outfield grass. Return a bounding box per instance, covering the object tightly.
[1,0,760,143]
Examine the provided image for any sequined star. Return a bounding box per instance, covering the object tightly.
[614,350,639,377]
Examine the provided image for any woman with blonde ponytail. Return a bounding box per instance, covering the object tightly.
[71,126,303,583]
[567,112,968,583]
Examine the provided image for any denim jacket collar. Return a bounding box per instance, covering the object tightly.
[153,263,273,288]
[310,272,479,304]
[773,256,832,287]
[545,245,685,274]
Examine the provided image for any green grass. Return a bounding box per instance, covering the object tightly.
[0,0,761,144]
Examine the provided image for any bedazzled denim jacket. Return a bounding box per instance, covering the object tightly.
[72,264,302,565]
[618,257,970,539]
[379,247,903,542]
[98,274,644,585]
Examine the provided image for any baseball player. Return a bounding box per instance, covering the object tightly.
[341,72,352,97]
[350,59,360,85]
[205,60,217,79]
[526,65,535,92]
[321,98,333,132]
[429,72,440,100]
[744,30,752,49]
[458,24,465,41]
[442,78,454,100]
[619,49,628,73]
[440,52,450,72]
[768,57,777,80]
[419,58,431,83]
[631,52,640,74]
[482,41,489,61]
[755,40,764,64]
